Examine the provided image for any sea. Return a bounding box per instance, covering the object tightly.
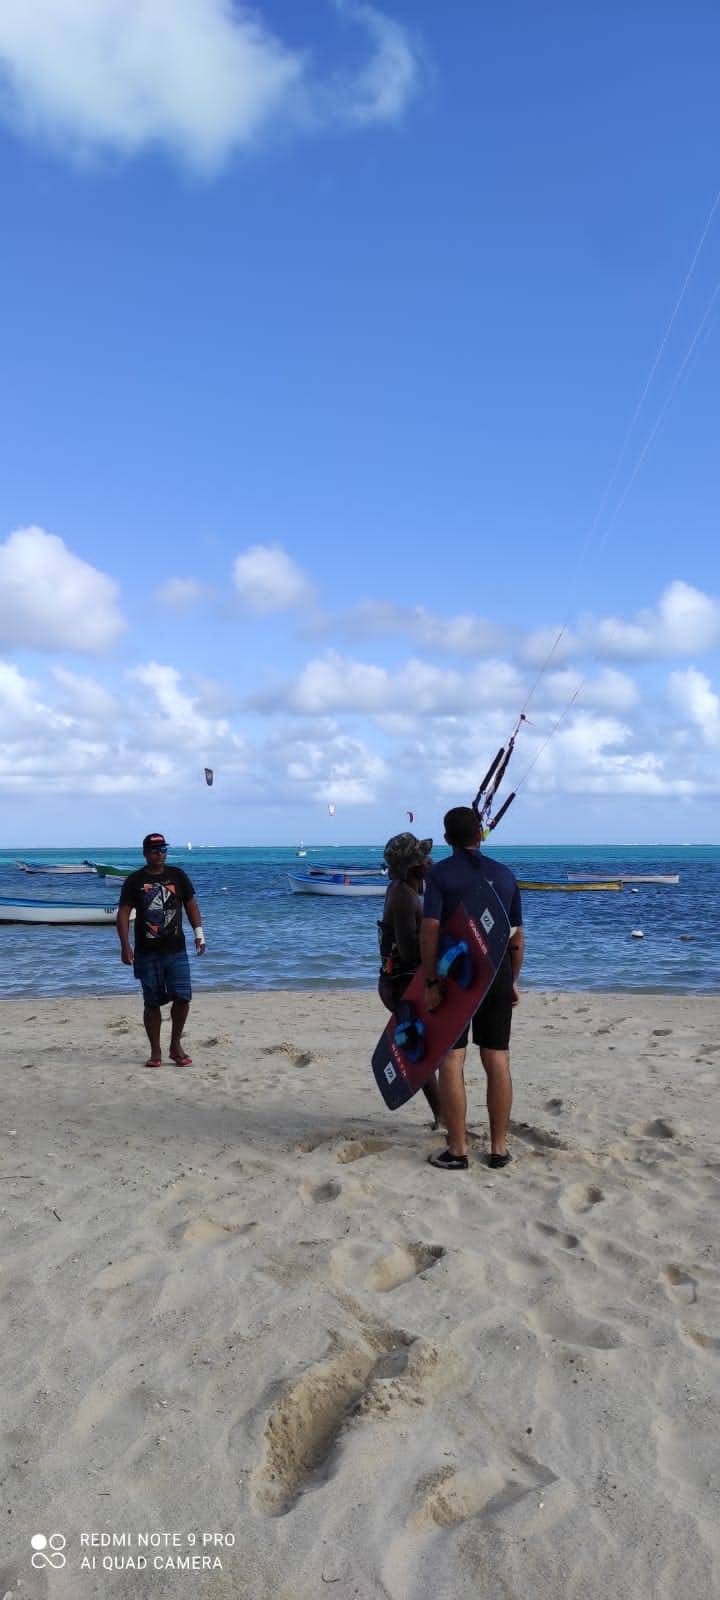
[0,844,717,1001]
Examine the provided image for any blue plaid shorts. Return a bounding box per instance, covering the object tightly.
[133,949,192,1008]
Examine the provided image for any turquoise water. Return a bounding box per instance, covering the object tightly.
[0,844,717,999]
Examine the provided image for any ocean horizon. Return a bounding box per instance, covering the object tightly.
[1,843,717,1001]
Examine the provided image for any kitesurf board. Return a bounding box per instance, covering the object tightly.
[372,879,511,1110]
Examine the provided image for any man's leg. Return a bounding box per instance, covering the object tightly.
[169,999,190,1059]
[422,1073,441,1124]
[479,1047,512,1157]
[143,1006,162,1062]
[437,1047,468,1157]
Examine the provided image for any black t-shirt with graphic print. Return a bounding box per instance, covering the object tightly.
[119,866,195,954]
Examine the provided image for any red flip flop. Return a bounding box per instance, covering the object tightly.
[170,1049,192,1067]
[145,1057,162,1069]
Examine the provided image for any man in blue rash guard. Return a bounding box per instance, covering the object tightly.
[421,807,524,1172]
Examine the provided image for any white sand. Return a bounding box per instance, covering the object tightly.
[1,988,719,1599]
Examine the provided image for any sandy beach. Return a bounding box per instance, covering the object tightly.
[1,987,719,1599]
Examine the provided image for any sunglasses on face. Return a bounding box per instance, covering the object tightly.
[147,845,167,853]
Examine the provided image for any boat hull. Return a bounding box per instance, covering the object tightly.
[566,873,679,885]
[16,861,98,875]
[288,874,386,897]
[520,880,622,892]
[0,896,121,924]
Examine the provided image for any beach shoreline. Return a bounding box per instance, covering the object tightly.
[3,987,719,1598]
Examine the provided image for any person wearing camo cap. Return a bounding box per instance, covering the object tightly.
[378,831,441,1125]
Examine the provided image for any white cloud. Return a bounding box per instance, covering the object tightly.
[129,661,239,755]
[522,712,697,797]
[52,666,119,721]
[0,0,418,173]
[233,544,313,614]
[520,583,720,668]
[544,667,639,714]
[156,577,208,613]
[0,660,248,798]
[0,660,46,728]
[253,651,524,715]
[311,599,507,655]
[336,2,419,127]
[586,581,720,662]
[521,624,578,669]
[667,667,720,748]
[272,724,387,805]
[0,526,125,653]
[428,706,707,803]
[2,652,719,814]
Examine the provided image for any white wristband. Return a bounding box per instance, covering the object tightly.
[194,926,205,945]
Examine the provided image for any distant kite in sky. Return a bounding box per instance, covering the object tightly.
[204,768,214,786]
[328,802,336,817]
[407,810,414,823]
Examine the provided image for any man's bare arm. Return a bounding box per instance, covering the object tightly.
[185,895,206,953]
[509,927,525,1001]
[117,904,133,964]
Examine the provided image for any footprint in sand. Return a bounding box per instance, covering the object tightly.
[89,1255,164,1320]
[262,1042,315,1068]
[337,1138,392,1164]
[592,1237,645,1275]
[511,1120,567,1152]
[95,1252,161,1290]
[301,1178,342,1204]
[640,1118,676,1139]
[562,1183,604,1214]
[170,1215,254,1247]
[295,1130,349,1154]
[661,1264,698,1305]
[365,1243,445,1293]
[532,1221,581,1250]
[545,1097,564,1113]
[413,1449,573,1535]
[679,1326,720,1355]
[73,1375,172,1452]
[529,1304,623,1349]
[250,1331,412,1515]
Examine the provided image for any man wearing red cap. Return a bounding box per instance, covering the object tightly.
[117,834,206,1068]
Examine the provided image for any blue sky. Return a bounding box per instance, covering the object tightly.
[0,0,718,846]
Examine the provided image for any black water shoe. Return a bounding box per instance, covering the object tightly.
[428,1149,469,1171]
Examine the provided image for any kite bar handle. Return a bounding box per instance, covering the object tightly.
[486,792,516,832]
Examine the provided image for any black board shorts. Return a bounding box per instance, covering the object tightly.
[453,953,513,1052]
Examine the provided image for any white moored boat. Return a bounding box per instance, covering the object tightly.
[16,860,98,875]
[566,873,679,885]
[0,896,122,925]
[288,869,387,898]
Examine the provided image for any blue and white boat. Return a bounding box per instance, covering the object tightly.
[0,895,122,924]
[287,865,387,898]
[16,859,98,875]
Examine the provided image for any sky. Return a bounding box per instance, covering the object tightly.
[0,0,718,847]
